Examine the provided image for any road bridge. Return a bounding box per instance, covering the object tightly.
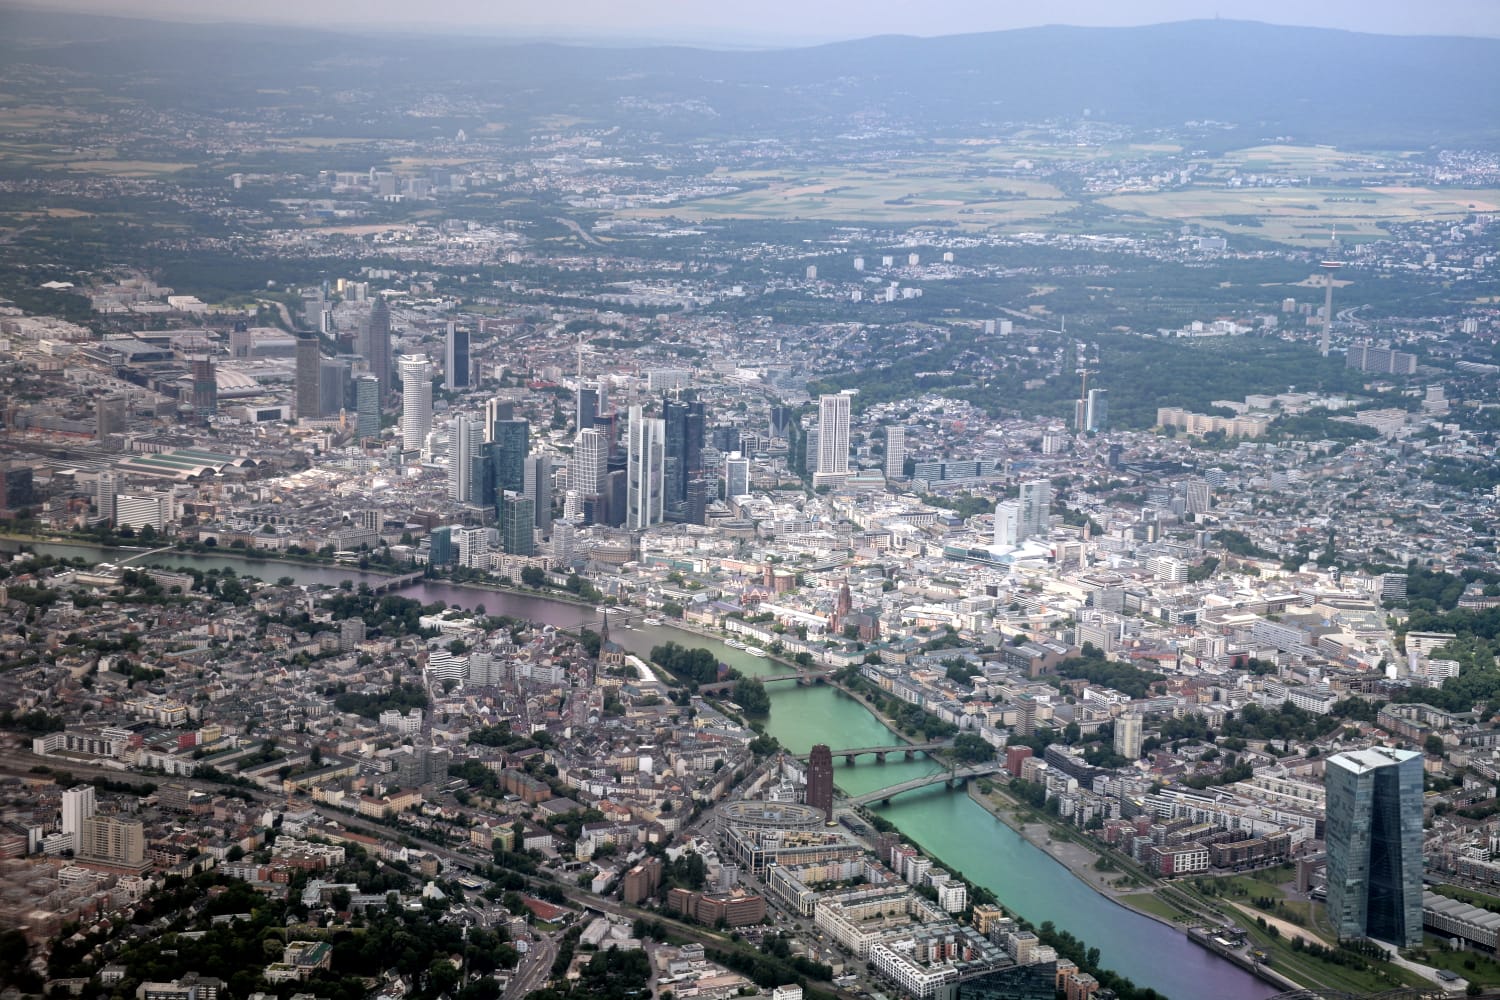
[372,571,423,593]
[848,763,1002,806]
[696,667,832,696]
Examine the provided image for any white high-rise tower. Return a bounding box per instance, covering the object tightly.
[814,390,854,488]
[399,354,432,452]
[627,404,665,529]
[570,428,607,497]
[884,426,906,480]
[449,413,480,502]
[61,784,96,854]
[1019,479,1052,539]
[994,499,1022,549]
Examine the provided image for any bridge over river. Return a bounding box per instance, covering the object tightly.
[847,763,1004,807]
[790,741,952,764]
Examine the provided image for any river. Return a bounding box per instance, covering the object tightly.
[6,537,1273,999]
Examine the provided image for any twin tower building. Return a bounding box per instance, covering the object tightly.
[1324,747,1423,948]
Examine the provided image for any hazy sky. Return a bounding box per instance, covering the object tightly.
[17,0,1500,44]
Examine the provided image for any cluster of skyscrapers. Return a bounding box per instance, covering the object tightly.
[447,403,545,557]
[291,299,472,444]
[562,385,712,531]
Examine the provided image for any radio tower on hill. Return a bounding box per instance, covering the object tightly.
[1319,229,1345,358]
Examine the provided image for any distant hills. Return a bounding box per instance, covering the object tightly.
[3,11,1499,147]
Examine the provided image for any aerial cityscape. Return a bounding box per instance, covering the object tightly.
[3,6,1500,1000]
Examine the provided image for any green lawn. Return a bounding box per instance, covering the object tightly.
[1193,865,1297,904]
[1120,892,1195,923]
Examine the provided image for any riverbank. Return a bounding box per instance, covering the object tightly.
[966,785,1129,893]
[860,803,1207,1000]
[830,681,930,748]
[965,785,1310,996]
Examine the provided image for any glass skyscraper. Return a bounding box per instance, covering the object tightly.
[355,375,381,442]
[1324,747,1423,947]
[488,419,529,519]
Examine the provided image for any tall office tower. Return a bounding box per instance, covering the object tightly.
[190,356,217,419]
[662,398,706,519]
[1325,748,1423,946]
[295,335,322,419]
[525,454,552,530]
[366,298,392,395]
[230,319,252,358]
[604,468,628,528]
[61,784,96,854]
[429,525,455,566]
[445,320,470,389]
[95,471,116,524]
[993,499,1022,549]
[488,418,529,511]
[711,426,740,454]
[355,375,381,441]
[483,397,514,440]
[1019,479,1052,540]
[551,520,576,565]
[806,745,834,823]
[577,380,601,431]
[769,404,792,439]
[95,395,127,443]
[1113,714,1143,759]
[570,428,608,504]
[684,477,711,525]
[884,426,906,480]
[724,452,750,498]
[319,358,352,417]
[684,400,705,478]
[398,354,432,451]
[596,409,621,458]
[813,391,853,487]
[627,404,665,530]
[0,465,33,513]
[501,493,536,556]
[1085,388,1109,433]
[449,413,481,502]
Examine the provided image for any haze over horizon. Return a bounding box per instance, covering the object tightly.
[8,0,1500,45]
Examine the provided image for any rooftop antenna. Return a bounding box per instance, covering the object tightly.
[1319,227,1346,358]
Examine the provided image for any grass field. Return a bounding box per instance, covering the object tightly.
[62,158,193,177]
[1099,185,1500,245]
[618,141,1484,246]
[622,161,1075,227]
[1119,891,1194,922]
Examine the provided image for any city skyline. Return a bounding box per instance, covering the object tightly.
[14,0,1500,44]
[3,7,1499,998]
